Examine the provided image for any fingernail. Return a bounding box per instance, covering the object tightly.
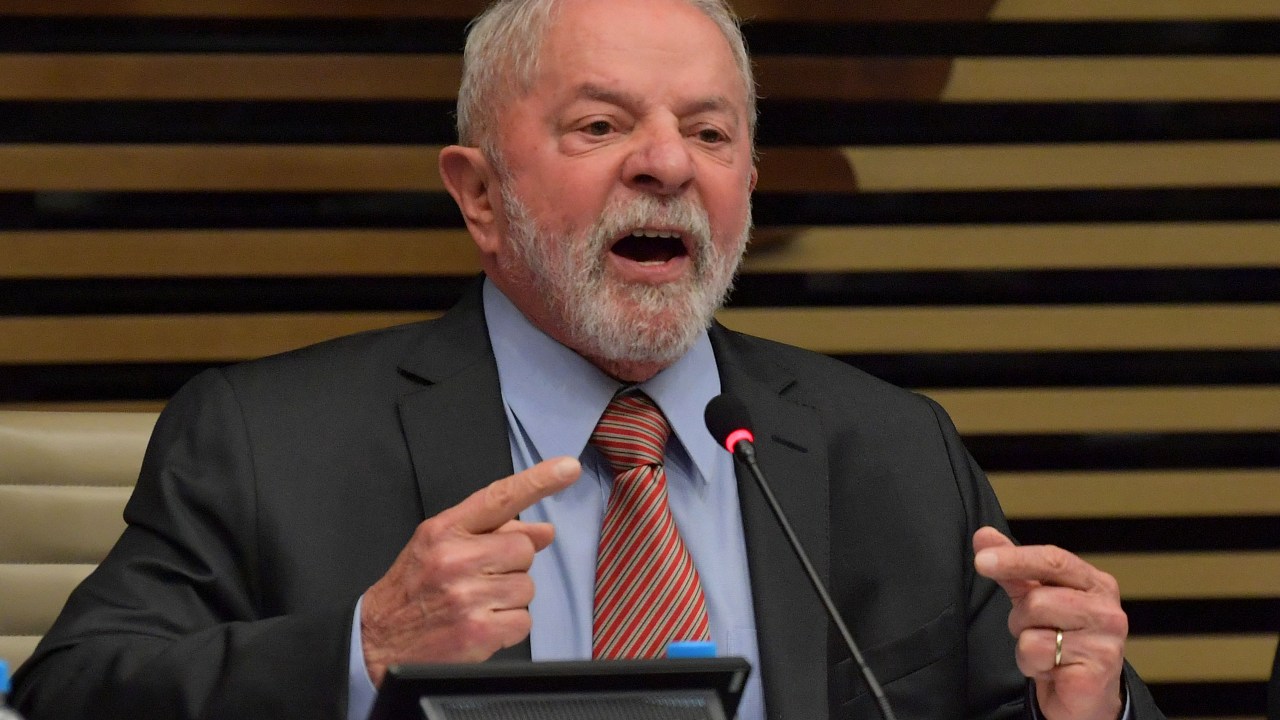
[974,550,997,573]
[551,457,580,481]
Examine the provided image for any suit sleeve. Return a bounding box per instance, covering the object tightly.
[12,369,355,720]
[922,397,1166,720]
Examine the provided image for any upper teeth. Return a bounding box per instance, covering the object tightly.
[631,230,680,239]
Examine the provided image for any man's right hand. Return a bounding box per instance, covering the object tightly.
[360,456,581,685]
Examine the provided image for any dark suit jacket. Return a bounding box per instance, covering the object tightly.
[14,283,1164,719]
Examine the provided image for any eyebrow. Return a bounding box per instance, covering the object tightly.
[574,83,738,123]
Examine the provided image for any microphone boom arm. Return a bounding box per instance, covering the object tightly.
[732,440,899,720]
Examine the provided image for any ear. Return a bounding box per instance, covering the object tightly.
[439,145,501,254]
[748,164,758,194]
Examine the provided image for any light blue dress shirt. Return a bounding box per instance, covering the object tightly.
[347,280,764,720]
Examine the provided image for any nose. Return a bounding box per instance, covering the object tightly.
[622,122,695,196]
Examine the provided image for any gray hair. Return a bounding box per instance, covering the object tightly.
[455,0,757,155]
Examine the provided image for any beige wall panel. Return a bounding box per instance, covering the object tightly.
[0,487,129,564]
[840,142,1280,191]
[716,305,1280,354]
[945,58,1280,101]
[0,55,460,100]
[744,223,1280,272]
[0,230,481,279]
[991,470,1280,519]
[1125,635,1279,683]
[1080,552,1280,599]
[0,411,156,486]
[0,564,95,634]
[925,387,1280,434]
[992,0,1280,20]
[0,145,442,192]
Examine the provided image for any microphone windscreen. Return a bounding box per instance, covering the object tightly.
[704,393,753,447]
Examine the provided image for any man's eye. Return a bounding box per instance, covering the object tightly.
[696,128,726,143]
[584,121,613,136]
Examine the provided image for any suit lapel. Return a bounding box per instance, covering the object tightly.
[712,326,831,719]
[395,282,531,661]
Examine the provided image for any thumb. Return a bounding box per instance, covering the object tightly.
[495,519,557,552]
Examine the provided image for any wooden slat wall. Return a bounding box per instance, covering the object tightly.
[0,0,1276,716]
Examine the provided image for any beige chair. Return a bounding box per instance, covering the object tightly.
[0,411,157,669]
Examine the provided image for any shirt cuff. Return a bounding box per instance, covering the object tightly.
[347,595,378,720]
[1026,674,1132,720]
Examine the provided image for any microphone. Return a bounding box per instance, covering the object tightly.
[704,394,898,720]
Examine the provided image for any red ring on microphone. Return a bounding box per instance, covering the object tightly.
[723,428,754,452]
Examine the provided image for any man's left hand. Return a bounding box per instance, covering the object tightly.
[974,526,1128,720]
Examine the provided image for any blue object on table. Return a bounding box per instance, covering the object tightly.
[666,641,717,658]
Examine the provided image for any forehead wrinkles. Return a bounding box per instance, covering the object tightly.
[463,0,756,149]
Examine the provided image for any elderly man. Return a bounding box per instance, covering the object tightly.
[14,0,1165,719]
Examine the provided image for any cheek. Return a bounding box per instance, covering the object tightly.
[705,179,753,239]
[517,168,612,234]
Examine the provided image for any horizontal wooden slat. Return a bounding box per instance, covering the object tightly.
[992,0,1280,21]
[0,564,95,634]
[0,0,484,16]
[991,470,1280,518]
[717,305,1280,353]
[758,57,1280,101]
[0,55,460,100]
[0,487,127,564]
[840,142,1280,191]
[8,142,1278,192]
[3,224,1275,279]
[744,223,1280,272]
[0,230,482,278]
[927,387,1280,434]
[0,401,168,413]
[4,305,1277,363]
[1124,634,1278,683]
[0,312,435,363]
[5,55,1278,102]
[0,145,442,192]
[3,0,1275,22]
[1081,551,1280,599]
[945,57,1280,102]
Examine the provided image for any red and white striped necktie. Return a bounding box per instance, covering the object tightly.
[590,392,711,659]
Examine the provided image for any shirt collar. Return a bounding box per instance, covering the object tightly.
[482,278,724,483]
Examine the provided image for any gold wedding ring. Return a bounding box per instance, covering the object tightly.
[1054,628,1064,668]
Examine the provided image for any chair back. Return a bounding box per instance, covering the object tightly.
[0,411,157,668]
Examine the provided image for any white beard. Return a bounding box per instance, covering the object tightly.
[498,179,749,367]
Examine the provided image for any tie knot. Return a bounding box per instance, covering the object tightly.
[590,393,671,473]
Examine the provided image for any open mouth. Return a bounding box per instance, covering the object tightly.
[609,229,688,265]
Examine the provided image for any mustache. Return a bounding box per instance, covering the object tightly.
[587,195,713,257]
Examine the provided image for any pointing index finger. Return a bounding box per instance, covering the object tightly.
[449,456,581,534]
